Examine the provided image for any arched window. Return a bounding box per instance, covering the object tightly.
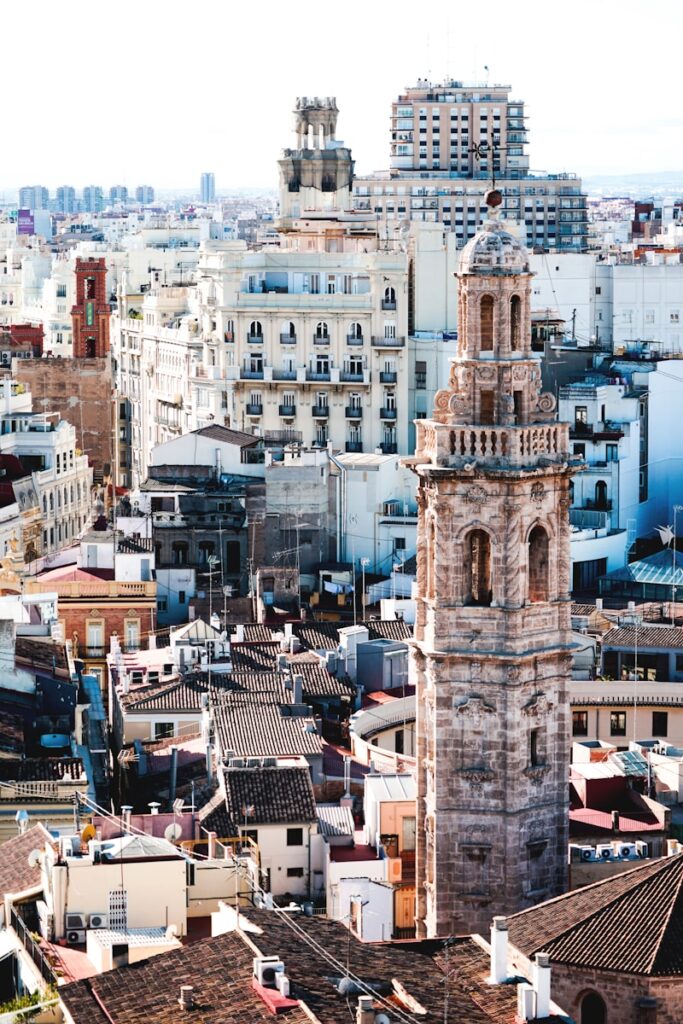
[198,541,215,565]
[595,480,608,509]
[225,319,234,342]
[510,294,522,351]
[282,321,296,340]
[528,525,549,603]
[580,992,606,1024]
[315,321,329,340]
[383,286,396,309]
[348,322,363,340]
[480,295,494,351]
[464,529,492,606]
[172,542,188,567]
[248,320,262,340]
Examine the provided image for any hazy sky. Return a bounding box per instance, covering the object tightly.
[3,0,682,194]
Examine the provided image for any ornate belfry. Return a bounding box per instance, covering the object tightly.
[407,191,580,938]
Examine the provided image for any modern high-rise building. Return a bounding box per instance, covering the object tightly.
[355,79,588,252]
[18,185,49,210]
[200,172,216,204]
[82,186,104,213]
[55,186,76,214]
[409,189,579,937]
[109,185,128,204]
[135,185,155,204]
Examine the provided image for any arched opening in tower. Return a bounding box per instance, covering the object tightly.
[528,525,549,602]
[510,294,522,351]
[465,529,492,606]
[480,295,494,351]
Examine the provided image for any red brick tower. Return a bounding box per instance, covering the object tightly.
[71,258,110,358]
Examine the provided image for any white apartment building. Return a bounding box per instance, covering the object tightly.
[559,380,641,589]
[0,381,93,554]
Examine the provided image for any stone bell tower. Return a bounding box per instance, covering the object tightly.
[407,191,580,939]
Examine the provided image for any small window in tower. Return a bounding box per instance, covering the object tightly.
[86,276,96,300]
[480,295,494,351]
[510,294,522,350]
[513,390,524,424]
[528,525,549,602]
[480,390,495,425]
[530,729,540,767]
[465,529,492,606]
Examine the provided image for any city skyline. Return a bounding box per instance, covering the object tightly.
[2,0,682,193]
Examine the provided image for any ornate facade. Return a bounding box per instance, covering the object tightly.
[408,191,580,938]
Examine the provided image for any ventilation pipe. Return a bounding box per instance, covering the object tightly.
[178,986,194,1011]
[532,952,551,1019]
[356,995,374,1024]
[148,802,160,815]
[169,746,178,805]
[121,805,132,832]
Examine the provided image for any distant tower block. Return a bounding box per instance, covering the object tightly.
[294,95,339,149]
[71,258,110,358]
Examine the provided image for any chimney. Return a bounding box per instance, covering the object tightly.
[293,675,303,704]
[284,622,293,640]
[517,983,535,1022]
[121,805,132,832]
[169,746,178,804]
[612,809,620,833]
[356,995,374,1024]
[148,802,160,815]
[235,623,245,642]
[532,952,551,1019]
[206,743,214,785]
[489,916,509,984]
[148,633,157,650]
[178,986,194,1011]
[207,830,217,860]
[595,598,603,611]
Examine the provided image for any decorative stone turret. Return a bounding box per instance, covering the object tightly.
[407,190,582,938]
[278,97,354,224]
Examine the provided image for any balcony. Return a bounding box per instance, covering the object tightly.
[379,371,397,383]
[122,642,141,653]
[278,404,296,417]
[280,333,297,344]
[85,646,105,658]
[372,336,405,348]
[313,336,330,345]
[380,443,398,454]
[380,407,397,420]
[346,406,363,418]
[312,404,329,418]
[272,369,297,381]
[340,370,369,383]
[246,403,263,416]
[381,300,397,310]
[346,334,364,346]
[306,370,331,381]
[246,333,263,344]
[241,368,264,380]
[346,441,363,453]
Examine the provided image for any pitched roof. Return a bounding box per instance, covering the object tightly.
[193,424,260,448]
[213,701,323,760]
[316,803,354,838]
[602,625,683,650]
[223,766,317,826]
[507,854,683,975]
[0,758,85,783]
[0,823,52,898]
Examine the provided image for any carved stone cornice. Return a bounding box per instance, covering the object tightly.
[455,696,496,721]
[522,692,554,718]
[523,764,552,784]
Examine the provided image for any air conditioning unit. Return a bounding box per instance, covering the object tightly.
[253,956,285,988]
[89,913,108,929]
[579,845,595,862]
[618,842,637,859]
[61,836,81,860]
[37,901,54,941]
[596,844,613,860]
[65,912,86,931]
[275,974,290,998]
[66,929,86,945]
[635,840,649,858]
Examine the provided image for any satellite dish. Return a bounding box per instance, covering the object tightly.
[164,822,183,842]
[375,1014,391,1024]
[81,824,96,844]
[27,849,42,869]
[337,977,352,996]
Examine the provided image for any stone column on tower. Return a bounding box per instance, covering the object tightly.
[406,189,582,939]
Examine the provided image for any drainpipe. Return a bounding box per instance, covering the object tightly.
[169,746,178,805]
[307,824,312,899]
[328,453,346,563]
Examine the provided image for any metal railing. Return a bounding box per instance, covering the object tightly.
[246,333,263,344]
[379,371,397,383]
[380,408,397,420]
[278,404,296,417]
[345,442,363,453]
[312,405,329,418]
[345,406,362,418]
[246,403,263,416]
[346,335,364,345]
[10,907,57,987]
[279,333,297,344]
[372,336,405,348]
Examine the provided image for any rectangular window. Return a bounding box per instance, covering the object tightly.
[286,827,304,846]
[572,711,588,736]
[415,360,427,389]
[530,729,540,766]
[652,711,668,737]
[610,711,627,737]
[154,722,175,740]
[287,867,304,878]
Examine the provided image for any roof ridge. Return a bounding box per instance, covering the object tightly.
[647,855,683,972]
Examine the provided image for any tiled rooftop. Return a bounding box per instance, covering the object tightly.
[0,823,52,898]
[223,765,317,827]
[602,625,683,649]
[507,853,683,975]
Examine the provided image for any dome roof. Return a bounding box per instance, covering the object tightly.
[458,216,530,276]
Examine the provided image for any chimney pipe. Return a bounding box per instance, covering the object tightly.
[532,952,551,1020]
[356,995,374,1024]
[207,830,217,860]
[293,675,303,704]
[121,805,132,832]
[489,916,509,984]
[148,802,160,815]
[169,746,178,805]
[178,985,194,1011]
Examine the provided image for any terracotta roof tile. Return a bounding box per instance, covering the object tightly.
[507,854,683,975]
[223,766,317,826]
[0,823,52,898]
